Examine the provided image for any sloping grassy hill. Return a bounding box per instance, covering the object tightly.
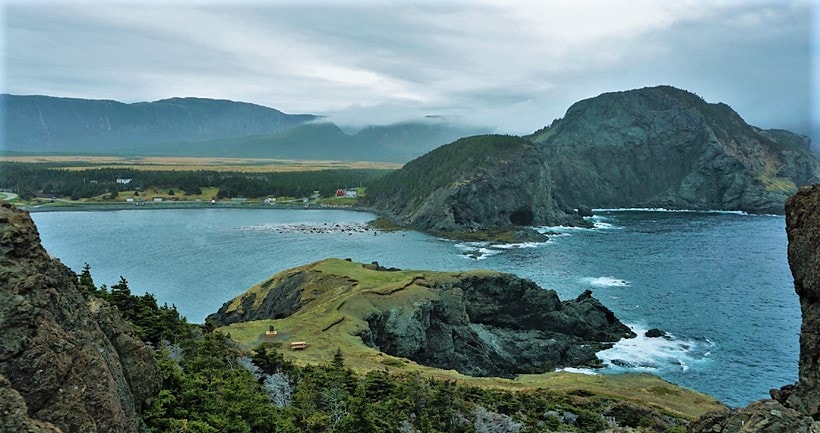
[211,258,722,419]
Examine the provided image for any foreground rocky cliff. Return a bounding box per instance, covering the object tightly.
[207,258,634,377]
[532,86,819,214]
[689,184,820,432]
[0,202,161,433]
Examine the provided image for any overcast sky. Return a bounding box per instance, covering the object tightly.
[2,0,816,140]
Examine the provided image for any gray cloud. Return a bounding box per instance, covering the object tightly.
[2,0,814,143]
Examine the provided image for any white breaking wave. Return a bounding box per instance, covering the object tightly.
[557,367,597,375]
[537,215,622,233]
[582,276,630,287]
[597,324,714,373]
[594,208,749,215]
[454,240,545,260]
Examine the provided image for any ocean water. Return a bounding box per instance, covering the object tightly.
[30,207,799,408]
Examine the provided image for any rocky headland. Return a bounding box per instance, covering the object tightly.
[531,86,819,214]
[689,184,820,433]
[365,86,818,241]
[362,134,589,241]
[207,258,634,377]
[0,202,160,433]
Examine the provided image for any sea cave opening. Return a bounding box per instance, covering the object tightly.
[509,208,534,226]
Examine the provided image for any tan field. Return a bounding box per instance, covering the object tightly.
[0,155,402,172]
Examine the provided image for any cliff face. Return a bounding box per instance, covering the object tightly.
[0,202,161,433]
[689,185,820,432]
[532,86,819,213]
[782,184,820,416]
[363,134,586,237]
[207,258,633,377]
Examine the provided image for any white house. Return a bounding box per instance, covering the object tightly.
[116,178,132,185]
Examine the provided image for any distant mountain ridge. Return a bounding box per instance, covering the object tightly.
[1,94,317,153]
[1,94,488,162]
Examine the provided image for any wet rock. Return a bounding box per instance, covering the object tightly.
[645,328,667,338]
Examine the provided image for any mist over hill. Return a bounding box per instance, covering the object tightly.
[133,120,489,163]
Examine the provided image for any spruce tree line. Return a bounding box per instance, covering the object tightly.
[0,163,389,200]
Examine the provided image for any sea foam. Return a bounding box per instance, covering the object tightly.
[594,207,749,215]
[454,240,544,260]
[582,276,630,287]
[597,324,713,373]
[537,215,622,233]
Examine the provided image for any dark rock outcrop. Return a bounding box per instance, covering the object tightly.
[531,86,819,214]
[0,202,161,433]
[645,328,667,338]
[361,279,634,377]
[689,184,820,432]
[363,134,588,238]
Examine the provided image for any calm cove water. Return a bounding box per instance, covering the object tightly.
[30,207,799,408]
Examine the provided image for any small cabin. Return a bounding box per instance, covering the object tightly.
[265,325,278,337]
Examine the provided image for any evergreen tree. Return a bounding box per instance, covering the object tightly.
[78,262,95,295]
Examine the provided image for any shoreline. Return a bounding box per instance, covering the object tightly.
[20,200,373,213]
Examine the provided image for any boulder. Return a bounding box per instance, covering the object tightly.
[645,328,667,338]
